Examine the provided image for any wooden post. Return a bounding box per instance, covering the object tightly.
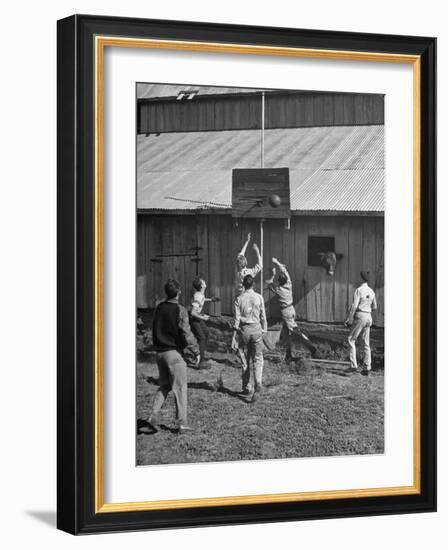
[260,218,264,297]
[261,92,265,169]
[260,92,265,301]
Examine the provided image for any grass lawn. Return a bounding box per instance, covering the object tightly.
[136,317,384,466]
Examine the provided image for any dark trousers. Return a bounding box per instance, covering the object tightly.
[190,318,209,363]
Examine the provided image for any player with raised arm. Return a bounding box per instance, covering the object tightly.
[235,233,262,294]
[266,257,316,361]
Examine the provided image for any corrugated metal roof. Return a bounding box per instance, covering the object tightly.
[291,169,384,211]
[137,83,272,100]
[137,126,384,213]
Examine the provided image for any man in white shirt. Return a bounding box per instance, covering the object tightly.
[235,232,262,294]
[231,274,267,402]
[345,271,377,374]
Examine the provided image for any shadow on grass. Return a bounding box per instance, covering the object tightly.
[137,418,178,435]
[145,376,248,403]
[319,367,354,377]
[209,356,240,368]
[216,385,249,402]
[146,376,215,392]
[189,381,249,403]
[188,380,218,391]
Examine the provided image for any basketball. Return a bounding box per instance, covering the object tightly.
[269,194,281,208]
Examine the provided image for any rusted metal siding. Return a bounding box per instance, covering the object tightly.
[137,214,384,327]
[138,91,384,134]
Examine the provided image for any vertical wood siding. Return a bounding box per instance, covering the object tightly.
[137,214,384,326]
[138,92,384,134]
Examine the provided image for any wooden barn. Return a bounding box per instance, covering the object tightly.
[136,85,384,326]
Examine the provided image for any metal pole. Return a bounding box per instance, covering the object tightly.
[261,92,265,168]
[261,92,265,304]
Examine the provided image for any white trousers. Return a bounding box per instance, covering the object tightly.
[348,312,372,370]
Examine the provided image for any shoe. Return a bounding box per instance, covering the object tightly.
[138,419,159,434]
[148,417,160,432]
[178,424,194,434]
[240,388,250,396]
[348,367,359,374]
[360,369,371,377]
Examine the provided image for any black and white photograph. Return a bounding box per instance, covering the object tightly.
[136,83,385,465]
[0,0,441,542]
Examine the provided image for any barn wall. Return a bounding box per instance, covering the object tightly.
[138,92,384,134]
[137,214,384,326]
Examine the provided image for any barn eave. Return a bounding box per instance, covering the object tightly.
[137,208,384,217]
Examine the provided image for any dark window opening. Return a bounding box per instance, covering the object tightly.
[308,236,335,266]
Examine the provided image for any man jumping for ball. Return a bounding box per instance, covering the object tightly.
[266,257,316,360]
[235,233,262,294]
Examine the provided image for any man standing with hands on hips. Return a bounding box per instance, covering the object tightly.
[232,274,267,403]
[345,271,377,375]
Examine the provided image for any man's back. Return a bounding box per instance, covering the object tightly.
[153,300,182,351]
[354,283,377,313]
[234,288,267,329]
[153,299,199,353]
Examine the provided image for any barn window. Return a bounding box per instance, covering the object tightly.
[308,236,335,266]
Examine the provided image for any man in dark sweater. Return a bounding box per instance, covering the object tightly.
[146,278,199,434]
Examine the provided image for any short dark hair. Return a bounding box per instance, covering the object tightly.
[242,274,254,289]
[360,271,370,283]
[278,272,288,286]
[192,277,203,291]
[164,278,181,299]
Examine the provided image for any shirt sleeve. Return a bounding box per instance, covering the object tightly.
[178,305,199,355]
[249,263,261,277]
[282,265,292,288]
[233,297,241,330]
[260,296,267,332]
[238,238,249,258]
